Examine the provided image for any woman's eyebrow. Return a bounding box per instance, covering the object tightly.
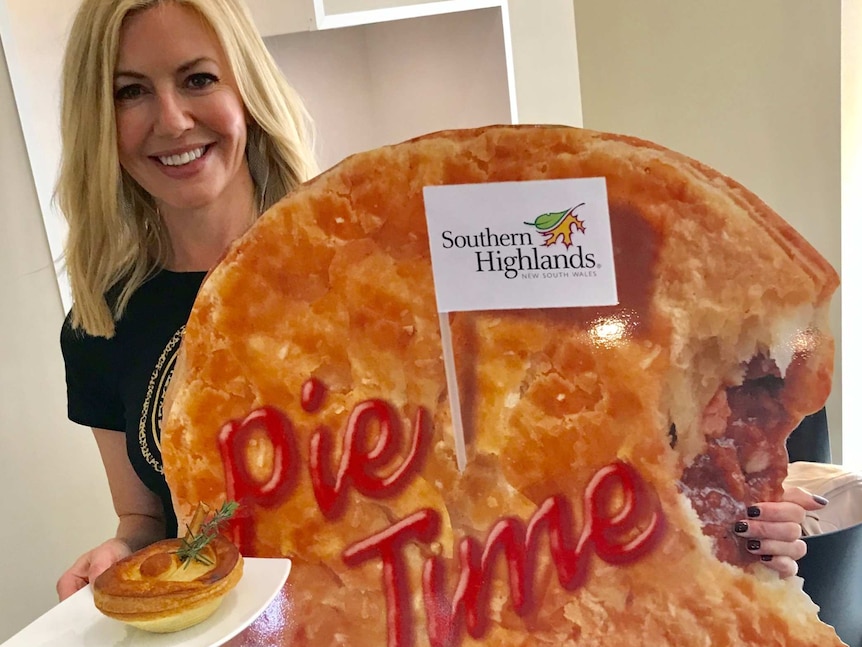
[114,70,146,81]
[114,57,217,80]
[177,57,217,73]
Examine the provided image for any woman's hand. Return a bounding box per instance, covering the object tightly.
[733,487,829,578]
[56,537,133,601]
[56,430,167,601]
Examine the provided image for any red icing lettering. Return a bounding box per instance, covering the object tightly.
[300,377,326,412]
[423,520,532,646]
[310,401,431,519]
[585,461,665,563]
[218,384,432,548]
[214,380,665,646]
[355,462,664,647]
[343,510,441,647]
[218,405,299,551]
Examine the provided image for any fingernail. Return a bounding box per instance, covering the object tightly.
[747,539,761,551]
[813,494,829,506]
[747,506,761,518]
[760,555,773,562]
[734,521,749,534]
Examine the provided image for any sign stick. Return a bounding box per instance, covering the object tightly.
[438,312,467,471]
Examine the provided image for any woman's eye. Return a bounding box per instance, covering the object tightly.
[114,84,145,102]
[186,73,218,89]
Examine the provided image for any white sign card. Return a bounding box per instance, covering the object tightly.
[423,178,618,313]
[422,178,619,471]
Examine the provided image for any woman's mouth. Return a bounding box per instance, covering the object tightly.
[157,145,209,167]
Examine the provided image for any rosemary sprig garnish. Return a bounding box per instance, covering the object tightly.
[174,501,239,567]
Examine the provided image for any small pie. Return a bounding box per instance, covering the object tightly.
[92,535,243,633]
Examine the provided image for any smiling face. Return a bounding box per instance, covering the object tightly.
[114,2,250,214]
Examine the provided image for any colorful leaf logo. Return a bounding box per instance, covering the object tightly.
[524,203,587,248]
[526,210,570,232]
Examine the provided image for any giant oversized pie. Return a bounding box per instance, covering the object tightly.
[162,125,842,646]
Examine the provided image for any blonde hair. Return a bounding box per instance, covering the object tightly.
[57,0,317,338]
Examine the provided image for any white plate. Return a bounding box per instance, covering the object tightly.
[1,557,291,647]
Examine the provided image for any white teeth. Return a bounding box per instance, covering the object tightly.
[158,146,206,167]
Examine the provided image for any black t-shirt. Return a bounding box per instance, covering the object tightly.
[60,270,206,538]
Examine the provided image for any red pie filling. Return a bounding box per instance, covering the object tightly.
[678,354,794,566]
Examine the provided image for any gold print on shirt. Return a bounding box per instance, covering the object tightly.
[138,326,185,475]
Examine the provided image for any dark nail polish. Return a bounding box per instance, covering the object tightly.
[813,494,829,506]
[747,506,761,518]
[747,539,761,551]
[734,521,748,534]
[760,555,773,562]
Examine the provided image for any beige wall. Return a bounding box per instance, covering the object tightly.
[509,0,582,126]
[843,0,862,468]
[573,0,843,459]
[0,39,116,642]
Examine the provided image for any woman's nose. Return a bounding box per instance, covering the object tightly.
[153,91,194,136]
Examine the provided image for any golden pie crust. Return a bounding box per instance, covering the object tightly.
[93,536,243,633]
[163,125,842,646]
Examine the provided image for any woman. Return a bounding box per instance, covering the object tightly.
[55,0,823,602]
[55,0,315,600]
